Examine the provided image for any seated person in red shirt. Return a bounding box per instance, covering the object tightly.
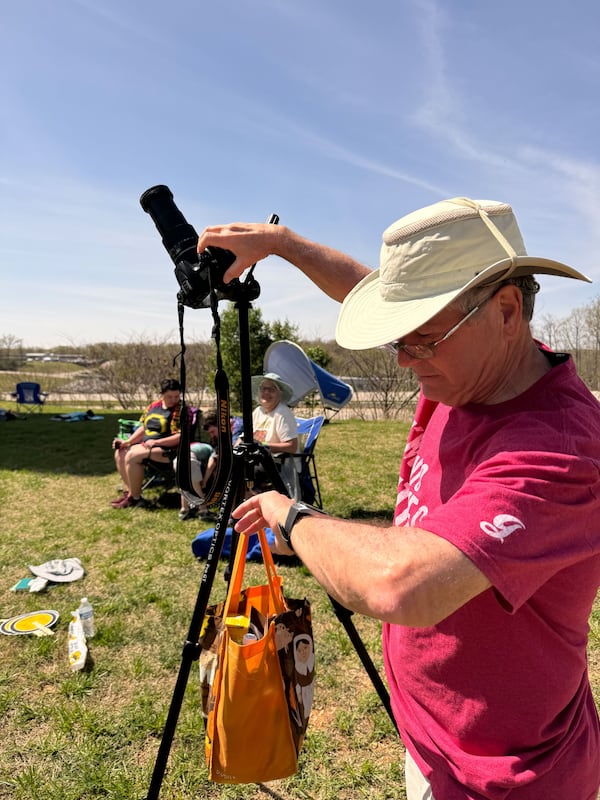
[111,378,182,508]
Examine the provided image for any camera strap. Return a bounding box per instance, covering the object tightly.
[175,292,233,509]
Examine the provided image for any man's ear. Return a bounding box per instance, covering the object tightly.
[496,285,523,337]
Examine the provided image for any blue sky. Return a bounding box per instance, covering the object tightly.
[2,0,599,349]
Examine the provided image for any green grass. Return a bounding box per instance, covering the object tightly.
[0,411,597,800]
[0,411,408,800]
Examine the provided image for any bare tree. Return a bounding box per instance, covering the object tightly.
[341,348,418,420]
[179,340,214,408]
[532,314,562,350]
[533,302,600,392]
[84,338,182,408]
[559,308,590,382]
[0,334,25,371]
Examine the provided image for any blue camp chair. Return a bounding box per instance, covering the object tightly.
[11,382,49,414]
[277,415,325,507]
[296,415,325,507]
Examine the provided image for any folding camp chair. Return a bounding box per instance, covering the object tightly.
[277,415,325,507]
[11,382,49,414]
[116,408,201,495]
[141,449,177,493]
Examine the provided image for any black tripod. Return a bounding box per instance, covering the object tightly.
[145,279,397,800]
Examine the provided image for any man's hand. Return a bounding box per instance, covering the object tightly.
[232,490,295,555]
[196,221,369,302]
[197,222,284,284]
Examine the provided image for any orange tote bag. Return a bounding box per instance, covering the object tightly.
[200,528,314,784]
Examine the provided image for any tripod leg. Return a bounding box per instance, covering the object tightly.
[224,448,253,583]
[145,457,244,800]
[329,597,398,733]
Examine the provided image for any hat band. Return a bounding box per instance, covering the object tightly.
[448,198,518,266]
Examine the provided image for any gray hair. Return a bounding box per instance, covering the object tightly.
[454,276,541,322]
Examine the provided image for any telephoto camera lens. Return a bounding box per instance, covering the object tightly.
[140,184,237,308]
[140,185,199,267]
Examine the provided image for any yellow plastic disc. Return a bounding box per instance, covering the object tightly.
[0,610,59,635]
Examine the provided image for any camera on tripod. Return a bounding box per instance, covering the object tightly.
[140,184,242,309]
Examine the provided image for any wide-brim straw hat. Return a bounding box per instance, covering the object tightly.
[252,372,294,405]
[335,197,590,350]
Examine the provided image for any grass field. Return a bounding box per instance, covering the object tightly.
[0,409,598,800]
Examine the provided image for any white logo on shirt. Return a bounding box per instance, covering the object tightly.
[480,514,525,542]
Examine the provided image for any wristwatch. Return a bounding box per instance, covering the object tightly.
[277,502,326,553]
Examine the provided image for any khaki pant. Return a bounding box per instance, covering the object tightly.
[405,750,435,800]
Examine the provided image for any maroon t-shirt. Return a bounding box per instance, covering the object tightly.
[385,354,600,799]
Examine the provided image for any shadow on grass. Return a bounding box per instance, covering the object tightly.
[0,411,133,476]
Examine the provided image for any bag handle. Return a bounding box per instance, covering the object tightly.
[224,528,285,619]
[257,528,285,615]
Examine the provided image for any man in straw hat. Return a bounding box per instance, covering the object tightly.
[197,198,600,799]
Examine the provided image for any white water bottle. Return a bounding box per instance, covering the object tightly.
[78,597,95,638]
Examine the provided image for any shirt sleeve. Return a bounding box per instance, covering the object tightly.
[273,406,298,446]
[421,449,600,611]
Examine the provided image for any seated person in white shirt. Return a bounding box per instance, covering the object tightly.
[250,372,299,495]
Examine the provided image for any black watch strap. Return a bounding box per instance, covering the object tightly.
[277,501,326,553]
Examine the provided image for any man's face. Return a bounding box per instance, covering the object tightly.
[394,299,501,406]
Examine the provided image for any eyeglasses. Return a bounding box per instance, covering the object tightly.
[385,303,484,360]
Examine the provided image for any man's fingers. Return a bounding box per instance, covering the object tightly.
[234,510,266,535]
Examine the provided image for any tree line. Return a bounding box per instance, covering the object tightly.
[3,294,600,418]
